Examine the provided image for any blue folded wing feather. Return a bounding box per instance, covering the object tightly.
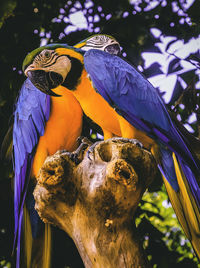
[84,50,200,166]
[84,49,200,200]
[85,50,172,131]
[13,78,50,265]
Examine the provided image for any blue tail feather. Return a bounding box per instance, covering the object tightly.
[26,182,43,238]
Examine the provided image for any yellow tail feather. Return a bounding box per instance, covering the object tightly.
[42,223,52,268]
[163,177,191,238]
[163,153,200,258]
[172,153,200,234]
[23,206,52,268]
[24,206,33,268]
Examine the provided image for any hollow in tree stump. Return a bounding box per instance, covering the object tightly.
[34,138,159,268]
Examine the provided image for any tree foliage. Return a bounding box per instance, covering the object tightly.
[0,0,199,267]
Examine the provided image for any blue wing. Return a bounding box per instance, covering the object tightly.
[84,49,200,256]
[13,78,50,266]
[84,49,200,177]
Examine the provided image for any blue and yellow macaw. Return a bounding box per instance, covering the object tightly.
[13,80,82,268]
[23,37,200,258]
[13,34,120,268]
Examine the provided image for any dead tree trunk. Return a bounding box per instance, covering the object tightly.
[34,138,159,268]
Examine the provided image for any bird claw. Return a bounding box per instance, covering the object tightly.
[86,138,143,161]
[109,137,143,148]
[69,152,79,164]
[76,136,85,145]
[70,137,92,164]
[86,141,100,160]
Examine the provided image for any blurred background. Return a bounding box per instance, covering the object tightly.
[0,0,200,267]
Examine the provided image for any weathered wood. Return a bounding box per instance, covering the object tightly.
[34,138,159,268]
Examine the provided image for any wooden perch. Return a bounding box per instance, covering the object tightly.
[34,138,159,268]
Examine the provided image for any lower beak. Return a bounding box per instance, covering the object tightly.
[27,70,63,97]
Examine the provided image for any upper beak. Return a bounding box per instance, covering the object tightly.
[26,70,63,97]
[105,43,121,55]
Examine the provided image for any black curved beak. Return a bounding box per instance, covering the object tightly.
[27,70,63,97]
[105,44,121,56]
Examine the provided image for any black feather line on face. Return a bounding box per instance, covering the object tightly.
[41,54,64,68]
[82,44,105,49]
[42,53,58,67]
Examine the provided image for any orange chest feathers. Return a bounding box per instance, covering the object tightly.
[32,86,83,177]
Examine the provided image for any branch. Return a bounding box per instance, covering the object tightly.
[34,138,159,268]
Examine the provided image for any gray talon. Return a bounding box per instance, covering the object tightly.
[86,141,99,160]
[86,138,143,160]
[76,136,85,145]
[110,137,143,148]
[70,139,90,164]
[133,140,143,148]
[69,153,79,164]
[58,149,68,154]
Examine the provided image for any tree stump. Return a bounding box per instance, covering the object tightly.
[34,138,159,268]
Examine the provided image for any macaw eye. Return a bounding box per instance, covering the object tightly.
[44,50,51,58]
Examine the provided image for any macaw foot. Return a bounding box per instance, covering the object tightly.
[86,141,101,160]
[70,137,92,164]
[87,137,143,160]
[109,137,143,148]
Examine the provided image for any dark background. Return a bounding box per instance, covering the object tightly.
[0,0,200,267]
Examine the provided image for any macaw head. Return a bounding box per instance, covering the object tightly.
[23,34,120,96]
[74,34,121,55]
[23,43,84,96]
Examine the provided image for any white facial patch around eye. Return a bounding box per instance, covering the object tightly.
[80,35,119,53]
[33,49,57,67]
[25,50,71,82]
[87,35,113,47]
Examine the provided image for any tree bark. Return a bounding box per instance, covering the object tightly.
[34,138,159,268]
